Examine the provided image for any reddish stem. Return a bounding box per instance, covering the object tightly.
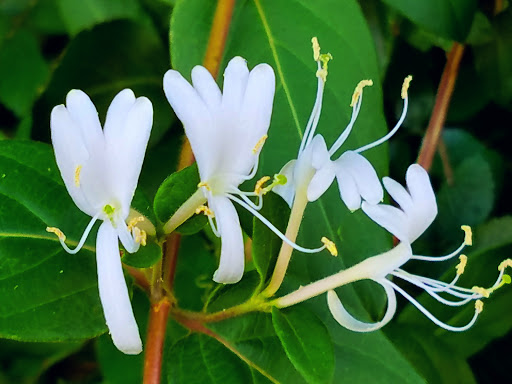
[417,43,465,171]
[163,233,182,293]
[143,298,171,384]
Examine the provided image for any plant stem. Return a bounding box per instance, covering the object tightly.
[262,188,309,297]
[417,42,465,171]
[143,298,171,384]
[162,233,182,294]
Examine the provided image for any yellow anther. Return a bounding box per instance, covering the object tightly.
[472,286,490,298]
[350,79,373,107]
[475,300,484,314]
[127,216,144,232]
[254,176,271,195]
[198,181,211,191]
[195,205,214,218]
[321,237,338,256]
[46,226,66,241]
[401,75,413,99]
[133,227,147,246]
[498,259,512,271]
[74,165,82,187]
[456,254,467,275]
[252,134,268,154]
[312,37,321,61]
[461,225,472,246]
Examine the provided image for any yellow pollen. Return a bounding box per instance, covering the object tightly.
[456,254,467,275]
[498,259,512,271]
[461,225,472,246]
[195,205,214,218]
[254,176,271,195]
[401,75,413,99]
[312,37,321,61]
[350,79,373,107]
[127,216,144,232]
[475,300,484,314]
[472,286,490,298]
[198,181,211,191]
[252,134,268,154]
[46,226,66,241]
[321,237,338,257]
[133,227,147,246]
[74,165,82,187]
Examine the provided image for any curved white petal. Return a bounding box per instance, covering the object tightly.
[65,90,104,153]
[221,57,249,119]
[310,135,330,169]
[106,95,153,218]
[191,65,222,111]
[273,160,297,207]
[115,218,140,254]
[335,166,361,211]
[362,202,409,242]
[50,105,94,215]
[382,176,413,212]
[104,89,136,141]
[327,278,396,332]
[336,151,383,205]
[163,70,216,180]
[405,164,437,242]
[210,196,245,284]
[96,221,142,355]
[307,165,335,202]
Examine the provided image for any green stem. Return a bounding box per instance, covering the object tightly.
[262,187,309,298]
[163,189,207,234]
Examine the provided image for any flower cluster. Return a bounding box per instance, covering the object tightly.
[46,37,510,355]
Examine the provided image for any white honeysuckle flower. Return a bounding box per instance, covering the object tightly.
[46,89,153,355]
[326,164,511,333]
[164,57,335,284]
[274,37,412,211]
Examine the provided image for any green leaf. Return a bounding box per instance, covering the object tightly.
[0,29,49,117]
[473,9,512,108]
[252,193,289,285]
[56,0,144,36]
[272,307,334,384]
[381,0,477,42]
[153,164,207,235]
[167,333,254,384]
[0,141,106,341]
[122,241,162,268]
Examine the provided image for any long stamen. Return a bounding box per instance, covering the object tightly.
[355,75,412,154]
[388,280,482,332]
[46,213,100,254]
[228,194,335,255]
[411,226,471,261]
[328,80,371,156]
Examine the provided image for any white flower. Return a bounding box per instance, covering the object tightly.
[274,38,411,211]
[326,164,510,332]
[47,89,153,354]
[163,57,276,284]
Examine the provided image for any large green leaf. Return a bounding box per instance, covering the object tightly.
[381,0,477,42]
[0,141,105,341]
[170,0,423,381]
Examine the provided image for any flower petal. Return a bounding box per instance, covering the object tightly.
[96,221,142,354]
[210,196,244,284]
[327,278,396,332]
[382,176,413,212]
[335,166,361,211]
[310,135,330,169]
[106,94,153,218]
[307,165,335,202]
[362,202,409,242]
[221,57,249,120]
[65,90,104,153]
[336,151,383,205]
[272,159,297,207]
[163,69,216,180]
[192,65,222,111]
[104,89,136,141]
[50,105,94,216]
